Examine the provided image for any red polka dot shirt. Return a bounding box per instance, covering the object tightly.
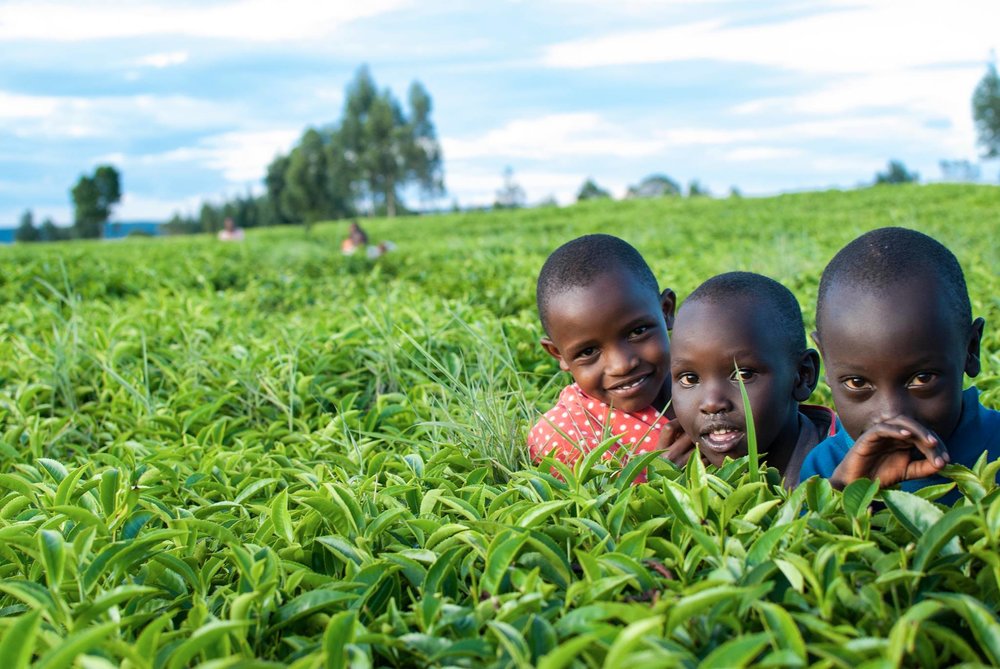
[527,383,670,481]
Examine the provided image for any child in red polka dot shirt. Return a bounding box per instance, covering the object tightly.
[528,235,676,480]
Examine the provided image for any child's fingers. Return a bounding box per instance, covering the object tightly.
[880,415,950,467]
[853,421,923,452]
[903,456,945,481]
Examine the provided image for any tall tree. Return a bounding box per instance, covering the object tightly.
[337,66,444,217]
[15,209,40,243]
[973,62,1000,159]
[406,81,444,206]
[71,164,121,238]
[282,128,334,227]
[265,153,294,224]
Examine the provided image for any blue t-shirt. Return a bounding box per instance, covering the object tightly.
[799,387,1000,499]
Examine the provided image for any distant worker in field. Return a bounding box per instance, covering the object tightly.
[658,272,835,488]
[528,234,676,480]
[799,227,999,502]
[341,220,368,255]
[217,217,244,242]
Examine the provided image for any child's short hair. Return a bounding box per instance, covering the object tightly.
[816,226,971,332]
[536,234,659,334]
[684,271,806,355]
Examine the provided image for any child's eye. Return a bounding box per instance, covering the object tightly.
[629,325,650,338]
[908,372,937,388]
[731,368,756,382]
[677,373,698,387]
[575,347,597,360]
[842,377,871,391]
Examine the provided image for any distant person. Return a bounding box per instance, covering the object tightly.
[799,227,998,501]
[341,220,368,255]
[659,272,835,487]
[527,234,676,481]
[218,217,244,242]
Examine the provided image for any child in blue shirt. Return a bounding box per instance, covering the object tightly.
[799,227,1000,495]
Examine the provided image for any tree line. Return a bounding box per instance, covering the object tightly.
[164,66,443,235]
[12,61,1000,243]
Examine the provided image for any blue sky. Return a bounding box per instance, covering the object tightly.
[0,0,997,225]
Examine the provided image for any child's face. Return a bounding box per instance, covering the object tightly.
[670,298,815,467]
[815,276,983,442]
[541,269,674,414]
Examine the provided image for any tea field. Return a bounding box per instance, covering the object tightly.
[1,184,999,668]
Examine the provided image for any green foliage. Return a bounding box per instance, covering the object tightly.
[71,164,121,239]
[0,184,999,666]
[576,179,611,202]
[15,210,40,243]
[973,62,1000,159]
[875,160,919,185]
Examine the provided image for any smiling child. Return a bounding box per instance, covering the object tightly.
[799,227,999,497]
[661,272,835,486]
[528,234,676,472]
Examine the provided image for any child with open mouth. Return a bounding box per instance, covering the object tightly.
[660,271,835,487]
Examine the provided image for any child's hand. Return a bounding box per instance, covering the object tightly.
[830,415,951,490]
[657,422,698,467]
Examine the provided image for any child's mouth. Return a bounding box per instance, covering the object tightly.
[608,374,649,397]
[699,425,744,453]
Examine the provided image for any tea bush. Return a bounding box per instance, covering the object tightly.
[1,184,999,667]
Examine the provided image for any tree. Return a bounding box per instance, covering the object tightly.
[283,128,338,228]
[15,209,40,243]
[494,166,526,209]
[874,160,918,184]
[265,154,295,224]
[71,164,121,238]
[972,62,1000,159]
[688,180,710,197]
[405,81,444,207]
[626,174,681,199]
[577,178,611,201]
[40,218,63,242]
[336,66,444,217]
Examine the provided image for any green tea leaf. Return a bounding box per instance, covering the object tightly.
[0,610,42,669]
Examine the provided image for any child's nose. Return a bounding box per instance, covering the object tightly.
[606,345,638,375]
[876,391,912,421]
[699,381,733,414]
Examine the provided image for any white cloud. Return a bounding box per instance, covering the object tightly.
[722,146,803,162]
[733,67,982,118]
[142,128,300,183]
[0,90,248,139]
[442,113,668,160]
[116,193,206,220]
[0,0,410,42]
[541,1,999,74]
[135,50,189,68]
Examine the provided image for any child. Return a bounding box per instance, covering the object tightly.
[660,272,835,486]
[527,234,676,472]
[799,227,999,497]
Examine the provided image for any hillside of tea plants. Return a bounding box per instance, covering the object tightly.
[1,183,999,667]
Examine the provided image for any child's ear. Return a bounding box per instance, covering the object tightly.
[660,288,677,330]
[964,317,985,378]
[793,349,821,402]
[540,337,571,372]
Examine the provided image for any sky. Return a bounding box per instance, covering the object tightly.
[0,0,997,226]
